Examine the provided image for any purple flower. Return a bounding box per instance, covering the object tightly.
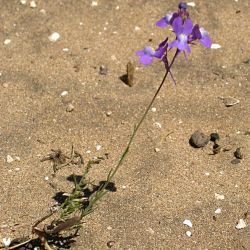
[191,24,212,48]
[169,17,193,53]
[136,46,155,65]
[136,39,168,65]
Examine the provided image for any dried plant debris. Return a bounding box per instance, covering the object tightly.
[126,61,135,87]
[8,157,113,250]
[41,146,84,173]
[219,96,240,107]
[120,61,135,87]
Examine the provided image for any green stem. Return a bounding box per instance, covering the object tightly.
[83,49,179,215]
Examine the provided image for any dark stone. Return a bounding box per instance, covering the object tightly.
[189,130,210,148]
[234,148,243,159]
[210,133,220,142]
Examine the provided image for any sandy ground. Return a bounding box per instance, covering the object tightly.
[0,0,249,249]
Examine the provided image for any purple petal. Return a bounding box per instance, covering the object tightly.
[140,55,153,65]
[191,24,202,40]
[158,37,168,49]
[169,40,179,49]
[183,18,193,35]
[136,50,145,56]
[200,36,212,48]
[172,17,183,35]
[156,13,173,28]
[143,46,155,56]
[154,47,166,58]
[200,28,212,48]
[156,17,168,28]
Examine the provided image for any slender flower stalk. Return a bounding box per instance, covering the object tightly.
[82,1,212,216]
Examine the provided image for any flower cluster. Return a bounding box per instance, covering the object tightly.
[136,2,211,66]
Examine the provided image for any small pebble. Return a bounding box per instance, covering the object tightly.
[15,167,20,171]
[106,111,112,117]
[30,0,37,8]
[107,241,115,248]
[205,172,210,176]
[183,219,193,228]
[20,0,27,4]
[135,26,140,31]
[215,208,222,214]
[96,145,102,151]
[4,39,11,45]
[186,231,192,237]
[189,130,210,148]
[60,90,68,97]
[99,65,108,75]
[6,155,14,163]
[48,32,60,42]
[234,148,243,159]
[86,150,91,154]
[107,226,112,230]
[66,103,74,112]
[235,219,247,230]
[211,43,221,49]
[151,107,156,112]
[44,176,49,181]
[231,158,241,164]
[210,133,220,142]
[215,193,225,200]
[154,148,160,152]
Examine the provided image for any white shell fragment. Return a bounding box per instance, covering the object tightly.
[215,193,225,200]
[6,155,14,163]
[30,0,37,8]
[154,122,162,128]
[235,219,247,230]
[211,43,221,49]
[215,208,222,214]
[20,0,27,5]
[60,91,68,97]
[4,39,11,45]
[187,2,196,7]
[48,32,60,42]
[2,238,11,247]
[219,97,240,107]
[91,1,98,6]
[183,219,193,228]
[96,145,101,151]
[186,231,192,237]
[151,107,157,112]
